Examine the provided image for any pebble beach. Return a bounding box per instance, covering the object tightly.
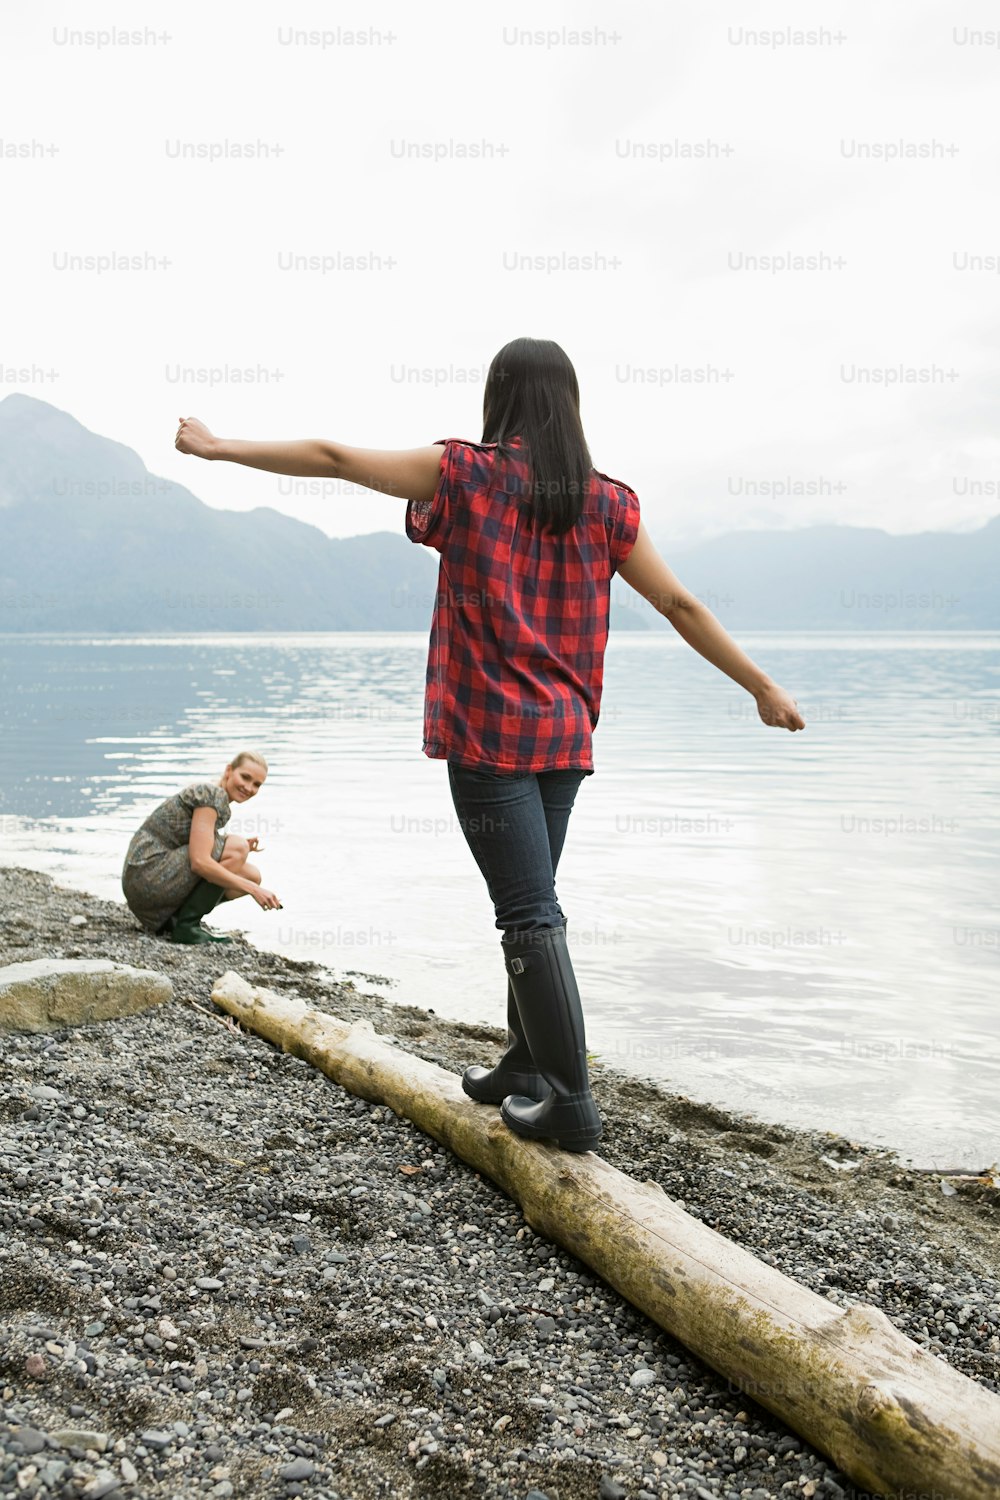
[1,867,997,1500]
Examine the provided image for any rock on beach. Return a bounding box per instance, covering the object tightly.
[0,866,997,1500]
[0,957,171,1034]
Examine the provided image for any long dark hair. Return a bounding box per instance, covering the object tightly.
[481,337,594,535]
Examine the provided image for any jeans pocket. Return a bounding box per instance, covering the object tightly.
[460,767,530,784]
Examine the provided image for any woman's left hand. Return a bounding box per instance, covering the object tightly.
[247,836,262,853]
[755,682,806,731]
[175,416,218,460]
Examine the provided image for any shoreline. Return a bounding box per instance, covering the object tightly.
[1,867,998,1500]
[1,854,990,1175]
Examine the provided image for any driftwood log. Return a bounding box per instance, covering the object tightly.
[211,970,1000,1500]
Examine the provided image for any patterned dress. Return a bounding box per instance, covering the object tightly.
[121,783,231,933]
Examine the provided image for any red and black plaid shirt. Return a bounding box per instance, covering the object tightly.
[405,435,640,772]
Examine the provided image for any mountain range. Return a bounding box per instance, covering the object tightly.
[1,394,995,631]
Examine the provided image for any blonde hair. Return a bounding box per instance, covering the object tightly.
[230,750,269,773]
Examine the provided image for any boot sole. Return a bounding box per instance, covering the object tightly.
[168,932,233,946]
[500,1102,602,1153]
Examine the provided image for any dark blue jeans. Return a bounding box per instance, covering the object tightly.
[447,763,588,934]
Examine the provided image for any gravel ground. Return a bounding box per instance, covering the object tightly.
[1,868,997,1500]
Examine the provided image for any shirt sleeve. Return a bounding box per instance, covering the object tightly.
[404,439,456,553]
[179,783,230,827]
[607,484,641,575]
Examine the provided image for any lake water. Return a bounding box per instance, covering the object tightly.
[1,631,997,1172]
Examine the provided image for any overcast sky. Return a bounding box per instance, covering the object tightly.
[2,0,998,546]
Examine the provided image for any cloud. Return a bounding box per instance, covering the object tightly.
[1,0,996,541]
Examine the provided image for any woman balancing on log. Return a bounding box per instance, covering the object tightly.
[174,336,804,1149]
[121,751,283,945]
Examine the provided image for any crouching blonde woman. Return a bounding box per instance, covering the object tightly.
[121,751,282,944]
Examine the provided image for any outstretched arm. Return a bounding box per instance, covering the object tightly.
[617,521,805,730]
[175,417,444,502]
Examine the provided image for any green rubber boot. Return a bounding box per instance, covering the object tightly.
[165,879,232,945]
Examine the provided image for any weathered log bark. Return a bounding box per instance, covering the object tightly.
[211,970,1000,1500]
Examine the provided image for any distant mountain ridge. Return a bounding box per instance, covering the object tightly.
[656,515,1000,630]
[0,395,441,633]
[0,394,996,631]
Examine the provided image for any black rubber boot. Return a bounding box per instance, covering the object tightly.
[462,977,545,1104]
[165,879,232,945]
[499,925,603,1153]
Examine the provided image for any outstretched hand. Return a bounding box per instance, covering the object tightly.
[175,416,218,460]
[755,683,805,731]
[252,886,283,911]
